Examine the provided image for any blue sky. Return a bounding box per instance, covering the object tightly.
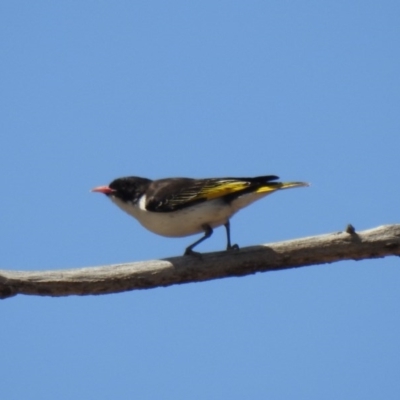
[1,1,399,398]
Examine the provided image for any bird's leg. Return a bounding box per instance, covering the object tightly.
[224,221,239,251]
[184,224,213,256]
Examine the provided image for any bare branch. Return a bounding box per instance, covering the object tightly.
[1,224,399,299]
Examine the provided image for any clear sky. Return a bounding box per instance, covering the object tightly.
[1,1,399,399]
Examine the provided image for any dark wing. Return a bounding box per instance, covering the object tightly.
[145,175,279,212]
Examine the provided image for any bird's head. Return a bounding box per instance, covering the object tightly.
[91,176,152,203]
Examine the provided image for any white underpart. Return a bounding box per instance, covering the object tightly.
[110,191,273,238]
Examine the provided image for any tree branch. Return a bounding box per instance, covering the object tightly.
[1,224,399,300]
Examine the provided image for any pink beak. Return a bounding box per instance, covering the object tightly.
[91,186,116,194]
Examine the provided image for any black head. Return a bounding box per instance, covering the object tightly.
[92,176,152,203]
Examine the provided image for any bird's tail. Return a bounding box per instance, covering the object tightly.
[255,181,309,194]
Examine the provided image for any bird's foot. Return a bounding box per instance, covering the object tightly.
[184,248,203,258]
[227,244,239,251]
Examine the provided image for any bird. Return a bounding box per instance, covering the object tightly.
[92,175,308,255]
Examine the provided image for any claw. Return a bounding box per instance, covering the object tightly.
[184,248,203,258]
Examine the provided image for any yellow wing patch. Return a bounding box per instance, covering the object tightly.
[146,178,308,212]
[198,180,251,200]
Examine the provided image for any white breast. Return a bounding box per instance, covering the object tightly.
[110,191,271,238]
[109,195,230,237]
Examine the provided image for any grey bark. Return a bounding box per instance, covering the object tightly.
[1,224,399,299]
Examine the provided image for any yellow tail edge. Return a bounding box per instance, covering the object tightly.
[255,181,310,194]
